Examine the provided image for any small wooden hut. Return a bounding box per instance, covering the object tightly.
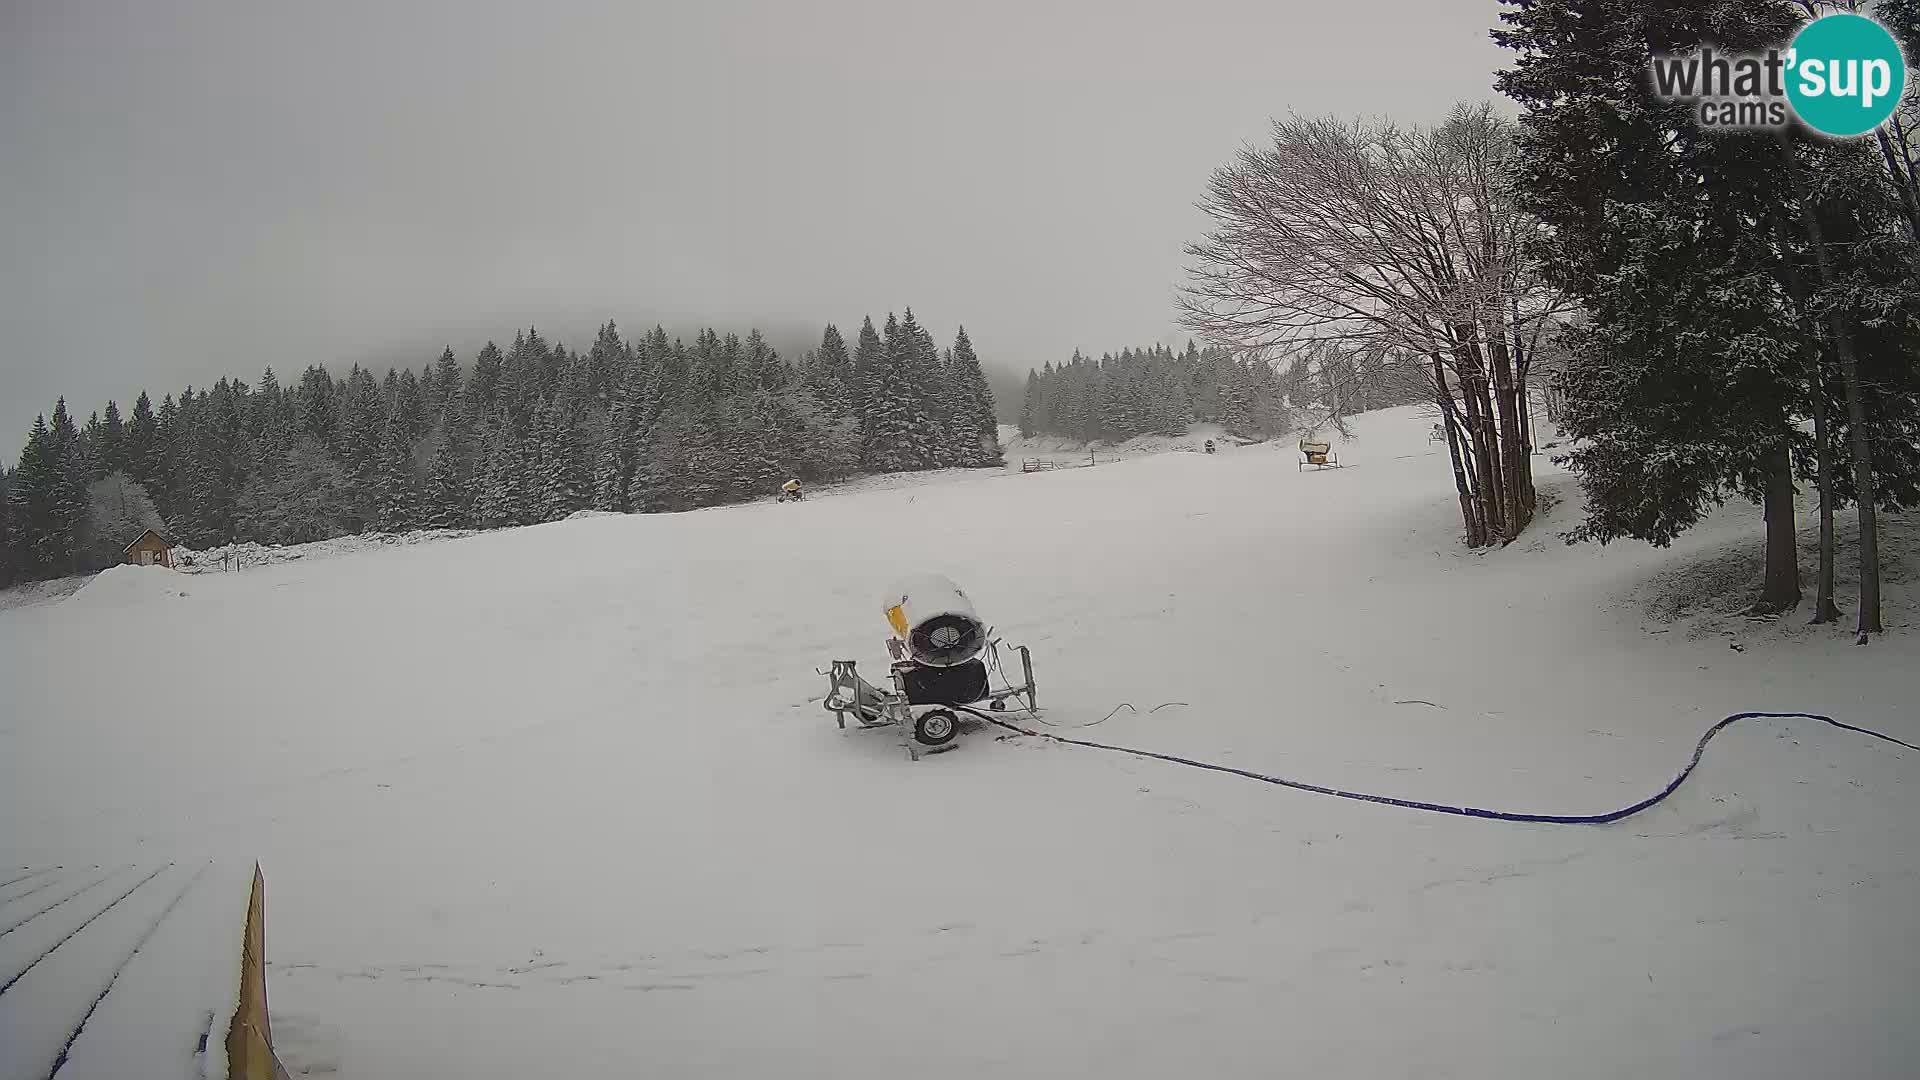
[123,528,176,568]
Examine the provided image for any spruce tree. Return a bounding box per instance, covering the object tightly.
[851,316,885,442]
[862,314,933,472]
[396,368,426,442]
[807,324,854,408]
[467,342,504,421]
[251,370,286,446]
[898,308,945,467]
[1495,0,1823,612]
[295,365,337,445]
[375,419,419,531]
[586,321,627,406]
[472,421,515,529]
[9,417,60,577]
[536,389,591,521]
[126,392,157,485]
[949,327,1001,465]
[431,347,463,414]
[592,403,637,512]
[1020,371,1041,437]
[47,400,90,572]
[423,427,468,529]
[0,470,15,588]
[746,330,788,393]
[81,411,106,480]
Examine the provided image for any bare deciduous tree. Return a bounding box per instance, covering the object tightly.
[1181,103,1572,547]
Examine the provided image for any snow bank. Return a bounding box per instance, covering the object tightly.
[175,528,478,574]
[59,564,190,613]
[0,575,91,613]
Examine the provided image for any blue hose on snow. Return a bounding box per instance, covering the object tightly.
[957,708,1918,825]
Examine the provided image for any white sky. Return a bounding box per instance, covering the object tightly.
[1,0,1508,447]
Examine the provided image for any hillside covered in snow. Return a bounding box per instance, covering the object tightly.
[2,406,1915,1079]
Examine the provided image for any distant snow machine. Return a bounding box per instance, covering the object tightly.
[1298,439,1342,470]
[821,574,1038,759]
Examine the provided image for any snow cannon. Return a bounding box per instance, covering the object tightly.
[882,573,987,667]
[821,575,1038,758]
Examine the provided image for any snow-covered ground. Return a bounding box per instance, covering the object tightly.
[2,405,1915,1079]
[999,421,1242,468]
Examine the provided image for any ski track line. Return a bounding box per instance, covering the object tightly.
[0,865,165,999]
[0,869,56,892]
[0,873,70,908]
[0,867,129,940]
[47,862,211,1079]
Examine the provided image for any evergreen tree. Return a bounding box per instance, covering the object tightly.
[592,403,638,513]
[251,369,288,446]
[1019,371,1041,437]
[745,329,788,393]
[472,421,516,529]
[948,326,1001,465]
[535,389,591,521]
[375,419,419,531]
[47,399,90,572]
[431,346,463,414]
[466,341,505,421]
[586,321,628,406]
[422,426,468,529]
[0,469,15,588]
[295,365,337,445]
[851,315,885,440]
[9,313,1014,550]
[806,324,855,408]
[80,411,106,480]
[125,392,156,486]
[863,313,933,471]
[335,366,383,486]
[395,367,426,442]
[9,417,61,577]
[897,308,946,466]
[1495,0,1854,613]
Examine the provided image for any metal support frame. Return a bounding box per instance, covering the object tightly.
[821,640,1039,759]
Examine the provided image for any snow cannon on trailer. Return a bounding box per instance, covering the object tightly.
[821,574,1038,758]
[1298,438,1342,471]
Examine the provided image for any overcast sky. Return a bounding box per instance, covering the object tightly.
[1,0,1508,450]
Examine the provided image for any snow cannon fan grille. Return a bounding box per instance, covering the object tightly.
[908,613,985,668]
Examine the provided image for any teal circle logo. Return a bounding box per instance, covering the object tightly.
[1786,14,1906,137]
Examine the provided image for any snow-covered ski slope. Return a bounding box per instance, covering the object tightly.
[3,405,1915,1079]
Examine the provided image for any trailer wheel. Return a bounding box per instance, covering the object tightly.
[914,709,959,746]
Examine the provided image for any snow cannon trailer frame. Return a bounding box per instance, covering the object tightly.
[823,641,1038,759]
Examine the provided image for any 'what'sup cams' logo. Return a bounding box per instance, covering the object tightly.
[1650,13,1907,137]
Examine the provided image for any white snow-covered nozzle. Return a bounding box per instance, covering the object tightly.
[881,574,987,667]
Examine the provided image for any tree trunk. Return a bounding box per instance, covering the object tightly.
[1434,354,1485,547]
[1783,142,1882,640]
[1770,213,1840,625]
[1875,128,1920,245]
[1757,441,1802,614]
[1455,339,1507,541]
[1511,331,1539,516]
[1483,312,1534,535]
[1811,386,1842,624]
[1834,324,1883,640]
